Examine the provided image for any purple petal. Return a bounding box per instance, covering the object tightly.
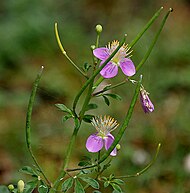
[93,48,109,60]
[100,62,118,78]
[119,58,136,77]
[140,92,154,113]
[86,134,103,152]
[104,133,117,156]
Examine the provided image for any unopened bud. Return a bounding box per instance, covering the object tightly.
[116,144,121,150]
[91,45,96,50]
[8,184,14,191]
[95,24,103,34]
[17,180,24,193]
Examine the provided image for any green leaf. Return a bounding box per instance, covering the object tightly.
[104,93,122,101]
[0,186,9,193]
[79,177,99,189]
[82,115,94,123]
[86,103,98,111]
[83,62,91,72]
[109,174,115,180]
[74,179,85,193]
[79,169,93,175]
[102,96,110,106]
[55,104,73,114]
[110,183,122,193]
[19,166,38,176]
[78,161,90,167]
[24,180,38,193]
[62,178,74,192]
[62,114,73,122]
[38,181,48,193]
[112,190,122,193]
[93,191,101,193]
[102,163,111,171]
[111,179,124,185]
[74,117,80,129]
[101,177,107,181]
[78,156,91,167]
[104,181,109,188]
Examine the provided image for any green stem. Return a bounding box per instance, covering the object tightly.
[93,76,105,90]
[55,23,88,79]
[116,143,161,179]
[92,80,127,96]
[96,33,100,48]
[97,151,101,173]
[128,6,163,49]
[136,8,173,71]
[92,31,101,69]
[25,66,51,187]
[72,35,127,114]
[52,76,94,192]
[66,75,142,172]
[79,80,94,119]
[52,118,81,191]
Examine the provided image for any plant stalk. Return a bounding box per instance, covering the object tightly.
[25,66,51,187]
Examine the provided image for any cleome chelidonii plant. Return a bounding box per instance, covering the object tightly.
[3,6,173,193]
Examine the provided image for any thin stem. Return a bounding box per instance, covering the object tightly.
[66,75,142,172]
[28,148,51,186]
[92,80,127,96]
[97,151,101,173]
[116,143,161,179]
[52,119,81,191]
[92,30,101,69]
[128,6,163,49]
[52,80,94,190]
[51,79,95,191]
[136,8,173,71]
[96,34,100,48]
[79,79,94,119]
[25,66,51,187]
[72,35,127,114]
[93,76,105,90]
[55,23,88,79]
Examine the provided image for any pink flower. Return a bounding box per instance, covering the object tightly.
[86,116,119,156]
[93,40,136,78]
[140,86,154,113]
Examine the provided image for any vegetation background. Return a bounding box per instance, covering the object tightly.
[0,0,190,192]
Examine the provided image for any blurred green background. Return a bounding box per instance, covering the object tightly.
[0,0,190,192]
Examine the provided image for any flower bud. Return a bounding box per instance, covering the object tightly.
[8,184,14,191]
[17,180,25,193]
[95,24,103,34]
[140,86,154,113]
[116,144,121,151]
[90,45,96,50]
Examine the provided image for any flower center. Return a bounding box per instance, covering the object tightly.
[91,115,119,136]
[107,40,129,65]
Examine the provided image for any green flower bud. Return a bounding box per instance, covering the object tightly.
[91,45,96,50]
[8,184,14,191]
[116,144,121,150]
[95,24,103,34]
[17,180,25,193]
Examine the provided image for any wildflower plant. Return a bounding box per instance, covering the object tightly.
[2,6,173,193]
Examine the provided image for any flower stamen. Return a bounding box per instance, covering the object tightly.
[91,115,119,136]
